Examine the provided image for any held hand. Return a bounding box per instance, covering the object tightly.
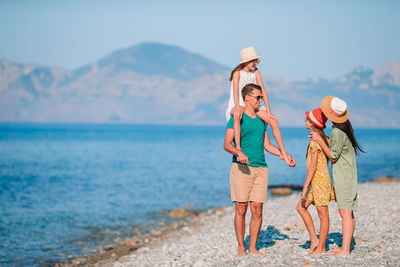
[237,151,250,164]
[283,152,296,167]
[300,189,307,200]
[233,106,244,120]
[309,132,322,144]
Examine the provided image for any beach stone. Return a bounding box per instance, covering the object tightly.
[169,208,189,218]
[105,244,114,250]
[193,259,204,267]
[171,222,178,229]
[372,175,400,183]
[151,230,162,236]
[271,187,293,196]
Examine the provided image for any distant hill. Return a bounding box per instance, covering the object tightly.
[0,42,399,127]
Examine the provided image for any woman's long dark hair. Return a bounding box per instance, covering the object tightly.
[333,120,365,155]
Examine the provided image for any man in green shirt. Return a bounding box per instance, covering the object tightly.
[224,83,295,256]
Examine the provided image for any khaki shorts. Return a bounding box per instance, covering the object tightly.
[229,163,269,203]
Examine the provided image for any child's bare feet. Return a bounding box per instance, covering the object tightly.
[249,249,264,256]
[237,247,247,257]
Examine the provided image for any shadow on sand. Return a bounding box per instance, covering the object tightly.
[244,225,297,251]
[299,232,355,252]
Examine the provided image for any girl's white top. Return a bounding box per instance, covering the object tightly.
[225,69,265,121]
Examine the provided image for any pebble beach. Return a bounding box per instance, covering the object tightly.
[85,181,400,266]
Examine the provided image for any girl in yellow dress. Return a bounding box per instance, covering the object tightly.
[296,108,335,255]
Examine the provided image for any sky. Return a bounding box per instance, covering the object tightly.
[1,0,399,81]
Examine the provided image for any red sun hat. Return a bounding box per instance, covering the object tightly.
[305,108,327,129]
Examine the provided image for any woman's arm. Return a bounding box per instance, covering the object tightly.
[255,70,272,114]
[310,132,337,162]
[301,150,318,199]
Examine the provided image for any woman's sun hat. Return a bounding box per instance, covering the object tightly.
[240,46,260,64]
[305,108,327,129]
[321,96,349,123]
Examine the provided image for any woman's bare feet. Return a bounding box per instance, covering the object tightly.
[238,247,247,257]
[249,249,264,256]
[307,240,319,254]
[328,247,342,254]
[308,247,326,255]
[334,248,350,256]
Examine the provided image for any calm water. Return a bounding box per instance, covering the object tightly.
[0,123,399,265]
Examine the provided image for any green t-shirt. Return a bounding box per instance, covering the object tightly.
[227,113,267,167]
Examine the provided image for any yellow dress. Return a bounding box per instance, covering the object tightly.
[305,140,335,206]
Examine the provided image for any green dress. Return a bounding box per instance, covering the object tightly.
[330,126,358,210]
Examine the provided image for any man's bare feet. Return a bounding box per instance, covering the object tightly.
[249,249,264,256]
[238,247,247,257]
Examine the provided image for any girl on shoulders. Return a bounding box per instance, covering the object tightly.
[311,96,364,256]
[225,46,292,165]
[296,108,335,255]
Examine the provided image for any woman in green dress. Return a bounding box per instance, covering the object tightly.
[311,96,364,256]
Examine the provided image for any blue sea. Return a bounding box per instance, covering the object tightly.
[0,123,399,266]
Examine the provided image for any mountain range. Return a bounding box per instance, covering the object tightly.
[1,42,399,127]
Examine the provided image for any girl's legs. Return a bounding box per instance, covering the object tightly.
[256,110,289,163]
[296,199,318,253]
[309,206,329,255]
[334,209,355,256]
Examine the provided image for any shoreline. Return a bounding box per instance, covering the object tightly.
[57,189,301,266]
[59,207,227,266]
[59,176,400,266]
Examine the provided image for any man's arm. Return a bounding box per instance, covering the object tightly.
[224,128,249,164]
[264,131,296,166]
[263,131,281,156]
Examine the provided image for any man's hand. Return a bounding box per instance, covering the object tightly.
[233,106,244,120]
[283,152,296,167]
[309,132,323,144]
[237,151,250,164]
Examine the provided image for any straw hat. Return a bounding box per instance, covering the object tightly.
[305,108,327,129]
[321,96,349,123]
[240,46,260,64]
